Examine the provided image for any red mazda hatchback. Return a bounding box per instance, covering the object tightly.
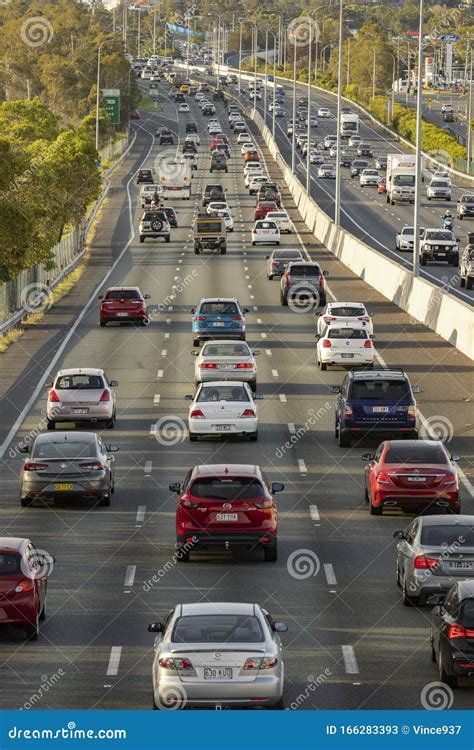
[0,538,54,640]
[170,464,284,562]
[98,286,150,327]
[362,440,461,516]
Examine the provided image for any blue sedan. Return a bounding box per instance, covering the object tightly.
[191,298,248,346]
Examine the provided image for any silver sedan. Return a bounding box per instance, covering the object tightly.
[192,341,259,392]
[46,368,118,429]
[148,602,287,709]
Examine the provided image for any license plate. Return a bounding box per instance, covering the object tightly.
[54,483,73,491]
[373,406,389,413]
[340,353,354,358]
[73,408,89,414]
[215,424,232,431]
[407,476,426,482]
[449,562,473,570]
[203,667,233,680]
[117,312,128,317]
[213,322,225,327]
[437,253,446,257]
[216,513,238,521]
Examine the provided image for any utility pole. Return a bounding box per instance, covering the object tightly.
[334,0,344,226]
[413,0,424,278]
[372,47,376,99]
[467,48,473,174]
[291,38,296,173]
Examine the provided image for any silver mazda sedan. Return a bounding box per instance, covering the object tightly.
[148,602,287,709]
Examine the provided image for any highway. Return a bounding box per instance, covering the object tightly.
[225,65,474,305]
[395,90,469,148]
[0,83,472,711]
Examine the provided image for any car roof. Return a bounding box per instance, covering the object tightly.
[202,339,250,347]
[288,261,319,267]
[198,297,238,303]
[328,301,365,308]
[105,286,142,292]
[456,581,474,598]
[179,602,257,617]
[55,368,104,377]
[417,514,473,528]
[191,463,261,478]
[349,369,407,380]
[384,439,444,452]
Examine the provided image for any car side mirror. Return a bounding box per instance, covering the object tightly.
[332,386,341,394]
[361,453,373,462]
[98,295,104,300]
[169,482,181,492]
[412,385,421,394]
[148,622,164,633]
[368,311,374,317]
[191,308,195,314]
[19,445,30,454]
[456,237,461,243]
[273,622,288,632]
[185,395,193,400]
[271,482,284,493]
[323,270,329,277]
[450,452,460,462]
[191,350,198,356]
[243,308,250,313]
[265,255,270,259]
[45,381,53,388]
[392,530,406,540]
[252,350,261,356]
[106,445,119,452]
[109,380,118,387]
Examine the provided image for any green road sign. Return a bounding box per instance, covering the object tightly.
[149,82,159,90]
[102,88,120,125]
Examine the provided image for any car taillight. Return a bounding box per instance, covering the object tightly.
[79,462,105,470]
[158,657,176,670]
[343,405,353,416]
[285,274,290,288]
[323,316,337,322]
[190,409,205,418]
[322,339,331,348]
[442,473,457,485]
[447,624,474,640]
[199,363,217,369]
[158,657,194,671]
[319,273,324,289]
[241,409,255,417]
[243,657,277,670]
[376,471,391,484]
[364,339,372,349]
[15,579,34,593]
[358,317,370,323]
[235,363,253,369]
[99,390,111,402]
[24,462,48,471]
[407,404,417,418]
[182,497,200,508]
[414,555,439,570]
[232,316,242,321]
[194,316,207,321]
[254,498,272,508]
[49,390,60,403]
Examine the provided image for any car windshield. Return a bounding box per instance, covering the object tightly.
[351,379,411,400]
[105,290,141,300]
[289,266,320,277]
[33,439,96,459]
[385,443,447,464]
[196,220,222,233]
[426,232,453,241]
[199,302,239,315]
[171,614,265,643]
[56,374,104,390]
[420,526,474,547]
[189,477,265,500]
[202,343,251,357]
[461,196,474,202]
[330,307,366,317]
[353,161,368,168]
[197,385,250,402]
[431,181,449,188]
[327,328,368,339]
[0,554,20,575]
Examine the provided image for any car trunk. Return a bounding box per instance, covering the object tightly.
[385,465,450,491]
[185,491,265,532]
[172,647,266,683]
[54,388,106,412]
[103,299,144,316]
[421,547,474,579]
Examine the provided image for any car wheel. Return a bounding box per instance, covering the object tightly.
[139,236,145,243]
[193,338,200,347]
[280,295,288,306]
[370,501,382,516]
[176,545,190,562]
[249,431,258,441]
[430,635,436,662]
[264,543,277,562]
[402,574,417,607]
[421,255,427,266]
[364,483,369,502]
[249,379,257,394]
[189,432,198,442]
[338,430,351,448]
[98,494,111,507]
[107,412,116,429]
[25,620,39,640]
[268,696,285,710]
[268,274,273,280]
[319,360,327,371]
[39,603,46,621]
[438,655,457,687]
[20,497,32,508]
[459,214,463,220]
[100,321,106,327]
[47,419,55,430]
[450,255,458,266]
[220,246,226,254]
[466,278,473,290]
[251,241,255,246]
[396,562,402,588]
[165,235,170,243]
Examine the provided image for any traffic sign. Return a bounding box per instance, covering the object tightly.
[102,88,120,125]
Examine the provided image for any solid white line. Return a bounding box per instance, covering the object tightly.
[288,423,296,434]
[324,563,337,586]
[341,645,359,675]
[149,423,155,436]
[106,646,122,676]
[153,394,161,404]
[144,460,152,474]
[257,318,262,324]
[298,459,307,474]
[124,565,136,588]
[0,127,158,460]
[309,504,320,522]
[272,369,279,377]
[279,394,287,403]
[136,506,146,523]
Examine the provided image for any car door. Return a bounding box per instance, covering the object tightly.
[399,520,419,575]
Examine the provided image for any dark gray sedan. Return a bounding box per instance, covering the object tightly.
[266,248,304,280]
[19,432,118,508]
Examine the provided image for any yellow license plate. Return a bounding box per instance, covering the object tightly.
[54,483,73,491]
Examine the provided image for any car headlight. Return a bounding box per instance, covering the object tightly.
[453,245,458,251]
[460,206,466,212]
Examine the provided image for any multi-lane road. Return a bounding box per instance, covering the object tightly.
[0,82,472,711]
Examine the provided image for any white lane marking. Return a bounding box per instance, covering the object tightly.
[298,459,307,474]
[157,370,164,378]
[341,645,359,675]
[164,332,170,339]
[253,306,258,311]
[124,565,136,588]
[0,126,157,460]
[279,394,287,403]
[257,318,262,324]
[288,423,296,434]
[144,460,152,474]
[161,349,167,356]
[166,318,171,324]
[136,506,146,523]
[106,647,122,676]
[261,332,267,339]
[309,504,320,523]
[324,563,337,586]
[272,369,279,378]
[153,394,161,404]
[265,349,272,356]
[149,423,156,436]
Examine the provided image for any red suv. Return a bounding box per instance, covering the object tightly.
[255,201,279,220]
[170,464,284,562]
[0,537,54,640]
[98,287,151,327]
[362,439,461,516]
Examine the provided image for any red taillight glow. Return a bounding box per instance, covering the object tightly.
[322,339,331,348]
[79,462,104,470]
[190,409,205,418]
[364,339,372,349]
[343,405,353,416]
[376,471,391,484]
[285,274,290,288]
[235,363,253,369]
[199,363,217,369]
[241,409,255,417]
[324,316,337,322]
[243,657,277,670]
[358,316,370,322]
[407,405,417,418]
[319,274,324,289]
[232,316,242,321]
[443,473,457,485]
[15,579,34,593]
[195,316,207,321]
[49,390,60,403]
[23,462,48,471]
[447,624,474,640]
[414,555,439,570]
[99,390,111,402]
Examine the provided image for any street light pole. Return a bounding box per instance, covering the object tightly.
[467,49,473,174]
[217,21,221,88]
[253,26,258,112]
[264,30,269,122]
[306,23,313,193]
[413,0,424,278]
[238,21,243,94]
[95,40,106,152]
[272,33,276,138]
[291,35,297,173]
[334,0,343,226]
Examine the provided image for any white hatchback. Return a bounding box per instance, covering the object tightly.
[248,175,271,194]
[187,381,259,440]
[244,168,265,187]
[266,210,293,234]
[251,220,280,246]
[316,302,374,336]
[193,340,259,390]
[237,132,251,143]
[178,103,190,113]
[318,107,331,118]
[316,322,374,370]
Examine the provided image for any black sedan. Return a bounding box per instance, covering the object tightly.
[137,169,154,184]
[430,581,474,688]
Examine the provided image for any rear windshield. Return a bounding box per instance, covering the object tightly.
[189,477,265,500]
[197,385,250,402]
[196,221,222,233]
[274,251,302,260]
[33,440,96,459]
[144,212,166,221]
[202,343,251,357]
[172,614,264,643]
[460,600,474,627]
[199,302,238,314]
[420,526,474,547]
[351,379,411,400]
[56,374,104,390]
[289,266,320,277]
[105,290,141,300]
[330,307,366,317]
[0,554,20,575]
[385,443,447,464]
[327,328,368,339]
[256,222,277,230]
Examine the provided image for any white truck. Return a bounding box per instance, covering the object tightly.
[386,153,416,205]
[340,113,359,138]
[158,158,192,200]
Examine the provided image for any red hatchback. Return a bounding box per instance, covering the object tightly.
[0,538,54,640]
[362,440,461,516]
[255,201,279,220]
[170,464,284,562]
[98,286,150,327]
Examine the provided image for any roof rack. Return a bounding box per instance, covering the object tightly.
[351,366,406,375]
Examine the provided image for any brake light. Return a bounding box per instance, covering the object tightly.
[79,462,105,470]
[49,390,60,403]
[364,339,372,349]
[343,405,353,416]
[158,658,176,670]
[194,316,207,321]
[15,579,34,593]
[323,316,337,322]
[199,363,217,369]
[358,317,370,323]
[319,273,324,289]
[407,404,417,418]
[190,409,205,418]
[23,462,48,471]
[285,274,290,288]
[243,658,260,670]
[182,497,200,508]
[260,657,278,669]
[376,471,391,484]
[414,555,439,570]
[235,363,253,369]
[99,390,111,402]
[243,657,277,670]
[447,625,469,640]
[232,316,242,321]
[254,498,272,508]
[241,409,255,417]
[442,473,457,485]
[322,339,331,348]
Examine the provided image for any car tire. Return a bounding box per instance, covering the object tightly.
[467,278,473,290]
[20,497,32,508]
[319,360,327,371]
[460,276,466,287]
[264,543,277,562]
[176,545,190,562]
[459,214,463,220]
[189,432,198,442]
[220,246,226,254]
[369,501,382,516]
[338,430,351,448]
[268,274,273,280]
[421,255,427,266]
[100,321,106,327]
[276,241,280,246]
[252,242,255,246]
[39,603,46,621]
[430,637,436,663]
[427,196,431,201]
[98,494,111,507]
[165,235,170,243]
[249,431,258,442]
[249,380,257,393]
[438,656,457,688]
[280,295,288,306]
[25,620,39,640]
[47,419,55,430]
[139,236,145,243]
[364,484,369,503]
[402,574,417,607]
[107,412,116,429]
